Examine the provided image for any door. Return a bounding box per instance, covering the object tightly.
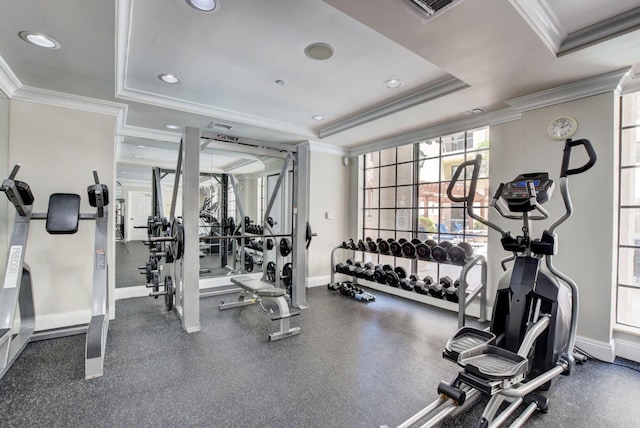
[128,191,152,241]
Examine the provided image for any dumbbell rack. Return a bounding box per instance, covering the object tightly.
[329,246,488,328]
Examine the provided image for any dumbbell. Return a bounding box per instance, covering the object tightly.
[367,239,378,252]
[445,279,462,303]
[402,240,417,258]
[447,242,474,265]
[358,239,367,251]
[335,262,346,273]
[349,239,358,250]
[431,241,453,263]
[415,241,431,260]
[373,266,387,284]
[401,274,418,291]
[390,240,403,257]
[415,275,433,295]
[378,239,391,254]
[429,276,452,298]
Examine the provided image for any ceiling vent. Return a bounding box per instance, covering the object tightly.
[405,0,461,19]
[207,122,234,131]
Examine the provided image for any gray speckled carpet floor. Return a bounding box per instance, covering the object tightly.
[1,286,639,427]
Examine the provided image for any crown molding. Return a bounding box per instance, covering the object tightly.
[306,140,349,156]
[118,124,181,143]
[349,107,521,156]
[318,77,470,138]
[509,0,565,54]
[0,54,21,97]
[507,67,629,112]
[559,6,640,56]
[12,85,127,124]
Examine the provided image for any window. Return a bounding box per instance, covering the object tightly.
[617,92,640,328]
[362,127,490,280]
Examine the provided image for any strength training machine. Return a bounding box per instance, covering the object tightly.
[0,164,110,380]
[397,138,597,427]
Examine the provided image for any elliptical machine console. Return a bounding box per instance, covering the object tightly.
[397,138,597,428]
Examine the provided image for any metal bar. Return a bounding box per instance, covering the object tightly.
[180,127,202,333]
[169,138,183,222]
[263,154,291,225]
[488,397,523,428]
[499,365,565,398]
[292,143,310,308]
[200,130,297,154]
[508,402,538,428]
[397,396,450,428]
[419,389,480,428]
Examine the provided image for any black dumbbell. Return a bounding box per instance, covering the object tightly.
[374,267,387,284]
[386,270,400,287]
[431,241,453,263]
[447,242,474,265]
[358,239,367,251]
[335,263,345,273]
[382,264,394,272]
[402,241,417,258]
[367,240,378,252]
[416,242,431,260]
[400,274,415,291]
[445,279,462,303]
[395,266,408,279]
[429,276,452,298]
[415,275,433,295]
[378,240,391,254]
[390,240,403,257]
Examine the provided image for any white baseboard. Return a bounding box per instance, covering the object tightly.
[35,310,90,331]
[307,275,331,288]
[614,337,640,363]
[575,336,615,362]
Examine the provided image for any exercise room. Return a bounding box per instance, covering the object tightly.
[1,1,640,427]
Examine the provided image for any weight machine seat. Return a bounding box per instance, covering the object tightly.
[230,277,286,297]
[46,193,81,234]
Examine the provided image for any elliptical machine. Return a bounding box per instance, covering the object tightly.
[398,138,597,427]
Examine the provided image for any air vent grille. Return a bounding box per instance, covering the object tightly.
[207,122,234,131]
[405,0,459,18]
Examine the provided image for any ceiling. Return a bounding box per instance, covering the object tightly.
[1,0,640,183]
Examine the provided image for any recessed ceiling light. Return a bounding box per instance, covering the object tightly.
[305,43,334,60]
[158,73,180,84]
[164,124,180,130]
[136,145,146,148]
[384,79,403,89]
[312,115,326,121]
[275,80,286,86]
[19,31,60,49]
[186,0,218,12]
[133,155,142,159]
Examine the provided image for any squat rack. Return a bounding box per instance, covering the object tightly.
[169,127,310,333]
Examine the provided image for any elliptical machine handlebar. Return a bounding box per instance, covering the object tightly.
[446,154,508,236]
[561,138,597,178]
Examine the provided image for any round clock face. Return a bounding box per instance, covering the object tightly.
[548,116,577,140]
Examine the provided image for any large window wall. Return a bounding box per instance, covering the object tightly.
[362,127,490,281]
[618,92,640,328]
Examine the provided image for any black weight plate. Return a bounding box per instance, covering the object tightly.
[357,240,366,251]
[341,241,348,249]
[447,246,467,265]
[244,253,254,272]
[374,269,386,284]
[394,266,407,279]
[387,238,395,243]
[266,261,276,282]
[410,238,422,245]
[346,258,355,265]
[386,271,400,287]
[390,241,403,257]
[367,240,378,252]
[401,242,416,258]
[349,239,358,250]
[432,246,448,263]
[267,239,274,250]
[282,263,293,287]
[365,237,373,242]
[171,219,184,260]
[382,264,393,272]
[378,240,390,254]
[152,273,160,299]
[354,267,364,278]
[164,275,174,311]
[416,243,431,260]
[279,238,292,257]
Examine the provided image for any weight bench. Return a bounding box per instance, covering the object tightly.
[219,276,300,341]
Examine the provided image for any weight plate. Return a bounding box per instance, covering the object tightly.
[245,253,254,272]
[282,263,293,287]
[398,238,407,244]
[439,241,453,249]
[431,246,448,263]
[279,238,292,257]
[382,264,393,272]
[410,238,422,245]
[425,239,438,248]
[357,240,366,251]
[374,269,386,284]
[447,246,467,265]
[266,239,274,250]
[457,241,474,257]
[367,240,378,252]
[386,271,400,287]
[164,275,174,311]
[378,240,390,254]
[171,219,184,260]
[266,262,276,282]
[152,273,160,299]
[416,243,431,260]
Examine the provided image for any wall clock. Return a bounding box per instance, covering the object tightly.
[548,116,578,140]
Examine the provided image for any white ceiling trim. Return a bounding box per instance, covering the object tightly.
[558,6,640,55]
[306,140,349,157]
[508,0,565,54]
[507,67,630,112]
[318,78,470,138]
[0,54,21,97]
[118,124,181,143]
[12,85,127,126]
[349,108,521,156]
